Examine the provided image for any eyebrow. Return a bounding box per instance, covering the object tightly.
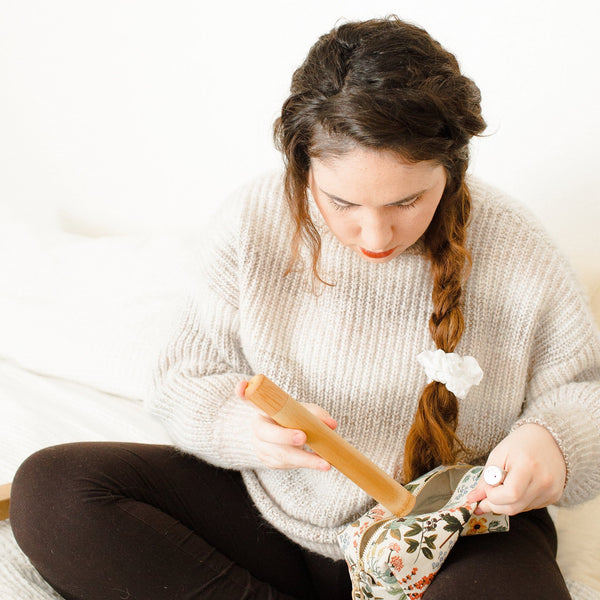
[319,187,428,206]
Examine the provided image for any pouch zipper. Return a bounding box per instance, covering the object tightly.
[357,515,397,557]
[353,518,397,600]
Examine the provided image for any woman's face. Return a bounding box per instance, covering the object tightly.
[308,147,447,262]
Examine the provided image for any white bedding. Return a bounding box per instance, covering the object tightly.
[0,359,171,484]
[0,359,171,599]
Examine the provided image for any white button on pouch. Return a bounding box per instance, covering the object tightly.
[483,465,507,486]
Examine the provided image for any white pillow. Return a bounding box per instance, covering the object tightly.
[0,222,203,400]
[0,197,60,230]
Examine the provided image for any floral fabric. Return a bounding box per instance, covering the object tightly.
[337,465,510,599]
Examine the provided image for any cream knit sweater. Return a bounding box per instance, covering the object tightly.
[148,171,600,560]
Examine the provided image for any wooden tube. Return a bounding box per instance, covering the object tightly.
[244,374,415,517]
[0,483,11,521]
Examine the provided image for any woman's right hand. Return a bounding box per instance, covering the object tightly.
[236,380,337,471]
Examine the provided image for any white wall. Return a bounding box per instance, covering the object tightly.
[1,0,598,272]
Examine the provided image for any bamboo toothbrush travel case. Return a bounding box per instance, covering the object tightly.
[337,464,509,600]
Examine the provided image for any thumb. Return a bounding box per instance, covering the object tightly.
[468,442,509,504]
[466,477,487,504]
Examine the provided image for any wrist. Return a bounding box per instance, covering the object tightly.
[511,420,568,489]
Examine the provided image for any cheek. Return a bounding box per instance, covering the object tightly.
[321,211,358,240]
[394,207,436,239]
[331,218,358,240]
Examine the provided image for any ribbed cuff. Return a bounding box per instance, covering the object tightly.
[207,374,264,470]
[510,417,571,488]
[215,384,266,471]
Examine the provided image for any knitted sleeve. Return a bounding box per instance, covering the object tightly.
[512,247,600,506]
[145,189,264,470]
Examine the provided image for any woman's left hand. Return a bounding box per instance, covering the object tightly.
[466,423,566,515]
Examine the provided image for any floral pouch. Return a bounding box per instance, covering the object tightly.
[337,464,509,599]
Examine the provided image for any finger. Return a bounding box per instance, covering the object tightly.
[474,466,533,515]
[253,414,307,447]
[466,480,487,504]
[482,465,507,486]
[467,457,506,504]
[480,483,558,515]
[303,403,338,430]
[236,380,249,398]
[473,498,496,515]
[474,494,523,516]
[485,464,531,507]
[474,496,523,516]
[242,397,269,419]
[256,442,331,471]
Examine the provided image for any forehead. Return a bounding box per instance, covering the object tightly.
[310,147,443,205]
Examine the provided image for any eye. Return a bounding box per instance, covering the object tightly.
[328,198,353,212]
[326,194,423,212]
[394,196,422,210]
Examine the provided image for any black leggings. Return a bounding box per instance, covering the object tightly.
[10,443,571,600]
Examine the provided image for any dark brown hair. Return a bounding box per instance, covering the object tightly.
[273,16,486,481]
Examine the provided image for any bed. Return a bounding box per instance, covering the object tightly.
[1,215,599,599]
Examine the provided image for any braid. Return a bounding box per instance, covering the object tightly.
[402,176,473,482]
[272,17,486,480]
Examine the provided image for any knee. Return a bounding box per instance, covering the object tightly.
[10,443,87,558]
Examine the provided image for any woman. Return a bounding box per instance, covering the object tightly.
[10,16,600,600]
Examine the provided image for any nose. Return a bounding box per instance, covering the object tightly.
[359,210,394,251]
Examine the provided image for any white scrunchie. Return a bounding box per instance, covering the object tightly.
[417,349,483,400]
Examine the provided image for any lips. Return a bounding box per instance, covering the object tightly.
[360,247,397,259]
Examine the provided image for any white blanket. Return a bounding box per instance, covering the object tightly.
[0,359,170,599]
[0,360,171,483]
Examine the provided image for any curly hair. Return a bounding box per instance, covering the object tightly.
[273,16,486,481]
